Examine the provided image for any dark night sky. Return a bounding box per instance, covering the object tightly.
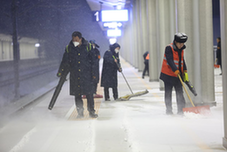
[212,0,220,45]
[0,0,221,53]
[0,0,109,58]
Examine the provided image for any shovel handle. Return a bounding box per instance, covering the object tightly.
[178,74,195,107]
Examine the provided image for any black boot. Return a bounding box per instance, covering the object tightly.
[77,109,84,119]
[177,110,184,115]
[89,112,98,118]
[166,109,173,115]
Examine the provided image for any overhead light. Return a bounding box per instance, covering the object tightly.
[103,22,123,28]
[107,29,122,37]
[109,38,117,44]
[117,4,122,10]
[101,9,128,22]
[35,43,40,47]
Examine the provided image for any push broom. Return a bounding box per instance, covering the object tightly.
[178,74,210,114]
[112,56,148,101]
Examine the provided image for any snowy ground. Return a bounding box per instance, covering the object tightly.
[0,59,226,152]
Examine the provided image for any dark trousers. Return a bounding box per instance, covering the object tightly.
[75,93,95,113]
[164,80,186,113]
[94,83,98,94]
[142,62,149,77]
[104,87,118,100]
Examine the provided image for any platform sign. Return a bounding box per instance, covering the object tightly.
[92,11,101,22]
[101,9,128,22]
[107,29,122,37]
[103,22,123,29]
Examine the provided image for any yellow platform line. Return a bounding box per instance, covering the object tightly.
[68,83,103,120]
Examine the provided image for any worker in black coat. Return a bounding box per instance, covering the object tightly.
[101,43,121,101]
[57,31,98,118]
[89,40,103,98]
[216,37,222,75]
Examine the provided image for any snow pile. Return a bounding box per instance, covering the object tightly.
[9,127,37,152]
[184,110,211,119]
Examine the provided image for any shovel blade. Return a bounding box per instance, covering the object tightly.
[183,105,210,114]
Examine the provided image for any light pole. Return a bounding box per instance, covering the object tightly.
[11,0,20,99]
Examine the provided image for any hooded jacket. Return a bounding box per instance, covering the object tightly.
[101,44,121,88]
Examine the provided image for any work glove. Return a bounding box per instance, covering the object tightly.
[174,70,180,76]
[183,72,189,82]
[181,70,197,96]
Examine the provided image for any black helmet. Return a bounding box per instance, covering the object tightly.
[174,33,188,43]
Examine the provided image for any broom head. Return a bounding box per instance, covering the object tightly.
[117,90,149,101]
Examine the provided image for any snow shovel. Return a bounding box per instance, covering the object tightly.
[178,74,210,114]
[112,56,149,101]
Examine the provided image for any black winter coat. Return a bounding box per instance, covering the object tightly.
[101,49,120,88]
[216,41,221,65]
[58,38,95,96]
[92,47,100,83]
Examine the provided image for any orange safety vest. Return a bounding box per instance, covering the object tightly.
[161,43,184,77]
[145,53,149,60]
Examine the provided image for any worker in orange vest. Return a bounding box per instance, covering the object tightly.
[142,51,149,79]
[160,33,188,115]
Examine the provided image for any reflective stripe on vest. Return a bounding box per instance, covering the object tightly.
[161,43,184,77]
[163,57,183,68]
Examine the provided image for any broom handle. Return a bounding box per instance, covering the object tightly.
[178,74,195,107]
[112,56,134,94]
[120,71,134,94]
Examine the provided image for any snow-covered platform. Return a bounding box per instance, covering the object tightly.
[0,58,225,152]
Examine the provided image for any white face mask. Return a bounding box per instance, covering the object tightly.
[73,41,79,47]
[92,45,95,49]
[115,49,119,54]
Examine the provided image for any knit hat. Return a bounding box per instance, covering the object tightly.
[174,33,188,43]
